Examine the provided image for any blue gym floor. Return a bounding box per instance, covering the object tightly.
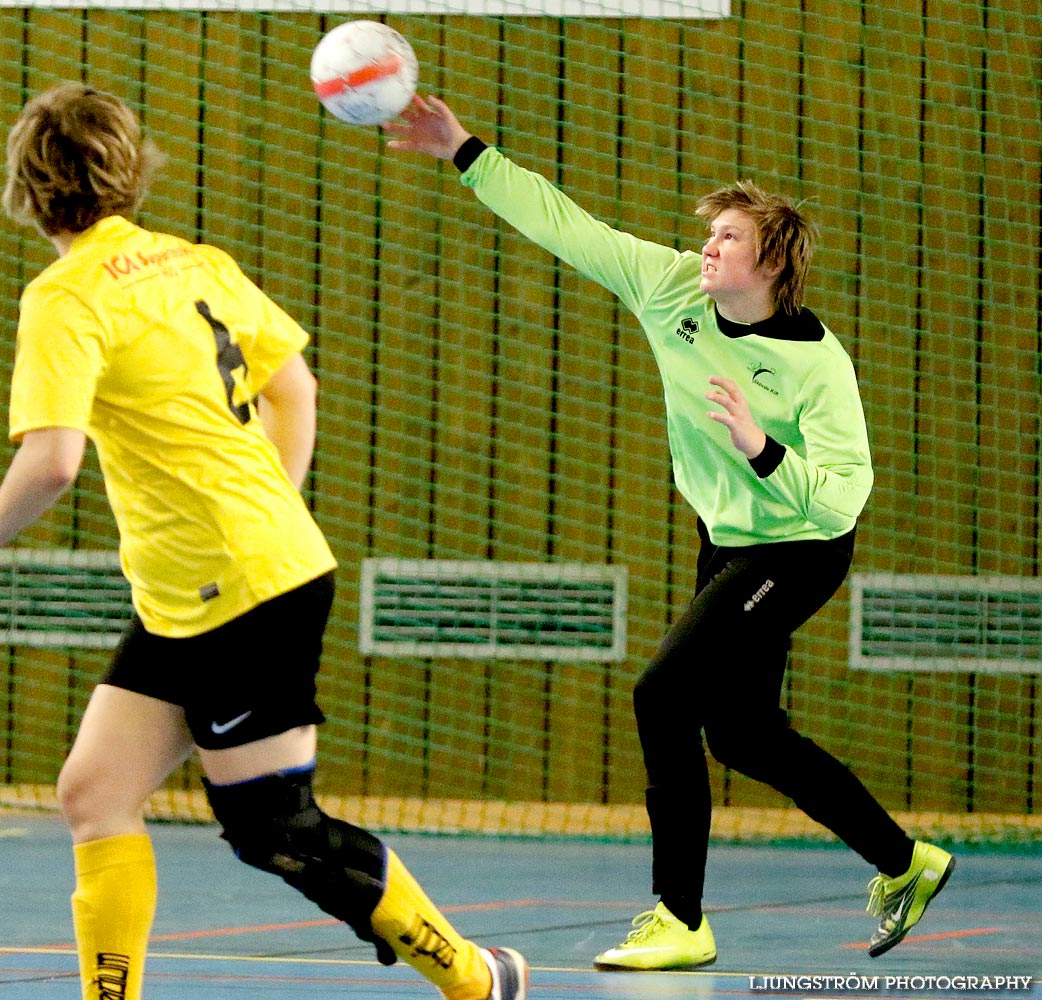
[2,814,1039,998]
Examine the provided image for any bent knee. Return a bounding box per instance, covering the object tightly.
[57,762,147,837]
[705,714,801,775]
[56,762,92,825]
[633,666,679,717]
[703,718,775,770]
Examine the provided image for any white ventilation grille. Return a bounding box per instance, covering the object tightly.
[849,572,1042,674]
[0,549,130,649]
[359,559,627,662]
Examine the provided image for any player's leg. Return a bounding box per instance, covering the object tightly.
[596,556,721,971]
[598,522,761,970]
[632,518,766,933]
[200,730,525,1000]
[694,536,915,872]
[638,607,717,925]
[193,575,526,1000]
[57,681,195,1000]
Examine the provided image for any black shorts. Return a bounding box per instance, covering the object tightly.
[104,571,335,750]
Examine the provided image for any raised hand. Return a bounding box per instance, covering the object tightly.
[384,94,472,161]
[705,375,767,459]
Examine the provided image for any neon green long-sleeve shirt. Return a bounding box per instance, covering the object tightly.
[460,145,872,546]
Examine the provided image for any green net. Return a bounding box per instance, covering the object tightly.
[0,1,1039,844]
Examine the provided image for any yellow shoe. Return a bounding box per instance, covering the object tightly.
[867,841,956,957]
[594,902,716,971]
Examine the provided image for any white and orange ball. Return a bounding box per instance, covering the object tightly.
[310,20,418,126]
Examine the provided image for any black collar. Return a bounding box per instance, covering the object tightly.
[716,306,825,342]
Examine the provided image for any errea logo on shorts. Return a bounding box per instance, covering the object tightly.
[744,579,774,611]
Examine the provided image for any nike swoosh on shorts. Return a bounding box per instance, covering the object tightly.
[210,711,252,735]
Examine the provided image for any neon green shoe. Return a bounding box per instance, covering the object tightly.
[594,902,716,971]
[867,841,955,957]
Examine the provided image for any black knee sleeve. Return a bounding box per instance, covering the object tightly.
[203,767,396,965]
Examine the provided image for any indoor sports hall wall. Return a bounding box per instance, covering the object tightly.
[0,2,1039,841]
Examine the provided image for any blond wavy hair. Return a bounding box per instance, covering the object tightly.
[696,180,817,316]
[3,82,163,237]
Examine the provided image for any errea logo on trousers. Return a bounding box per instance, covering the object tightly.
[744,579,774,611]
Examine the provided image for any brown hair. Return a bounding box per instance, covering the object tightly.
[695,179,816,316]
[3,82,163,237]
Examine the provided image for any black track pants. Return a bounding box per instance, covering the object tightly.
[633,524,913,922]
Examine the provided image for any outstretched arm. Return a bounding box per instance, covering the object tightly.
[384,95,473,160]
[385,92,680,319]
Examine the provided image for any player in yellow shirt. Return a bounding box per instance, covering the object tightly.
[1,82,526,1000]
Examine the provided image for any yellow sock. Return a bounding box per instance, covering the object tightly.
[71,834,156,1000]
[370,849,492,1000]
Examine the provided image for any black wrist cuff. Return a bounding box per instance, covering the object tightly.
[749,435,785,478]
[453,135,488,173]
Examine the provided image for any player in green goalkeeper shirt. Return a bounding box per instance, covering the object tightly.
[387,94,955,968]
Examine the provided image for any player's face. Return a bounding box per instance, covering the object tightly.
[699,209,774,308]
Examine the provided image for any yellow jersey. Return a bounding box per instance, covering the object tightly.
[9,216,336,637]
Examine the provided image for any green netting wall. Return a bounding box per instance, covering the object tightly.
[1,2,1040,842]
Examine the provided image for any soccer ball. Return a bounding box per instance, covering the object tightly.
[310,20,418,126]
